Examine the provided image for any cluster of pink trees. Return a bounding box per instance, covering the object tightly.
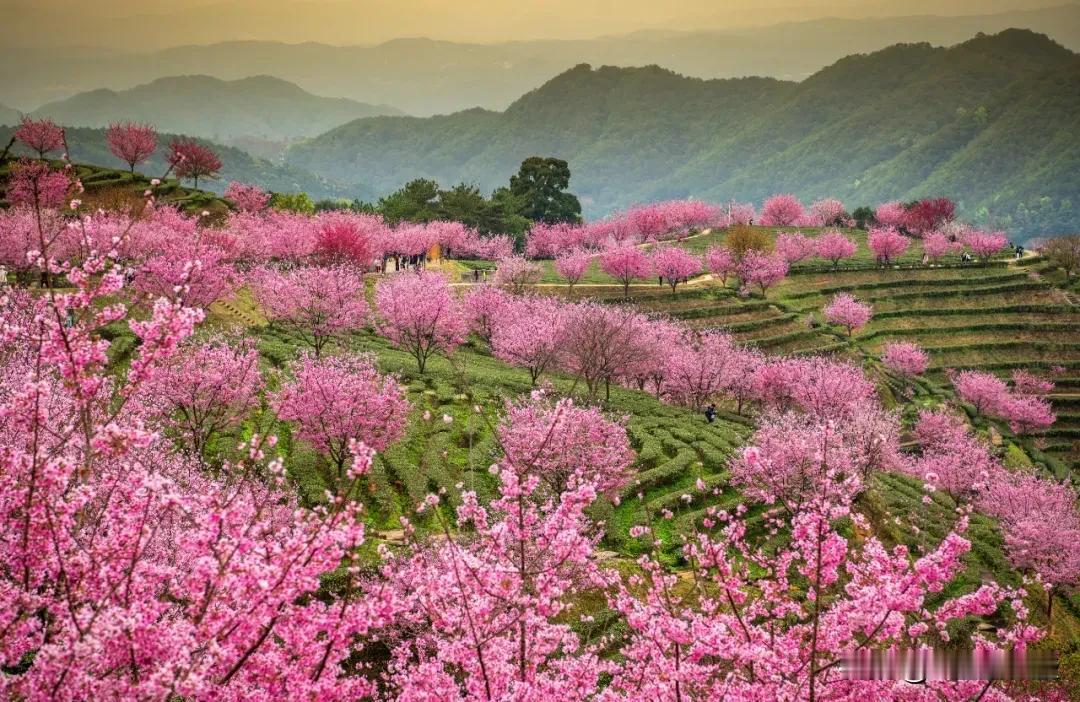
[950,369,1056,434]
[875,198,956,236]
[759,194,853,227]
[525,199,727,257]
[0,155,1072,700]
[909,410,1080,619]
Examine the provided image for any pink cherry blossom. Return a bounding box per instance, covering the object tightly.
[703,245,737,285]
[492,255,543,293]
[599,245,652,298]
[13,116,64,159]
[814,228,857,268]
[105,121,157,172]
[250,265,368,357]
[774,231,816,264]
[373,270,467,373]
[553,248,591,292]
[651,245,701,292]
[736,250,788,296]
[273,352,409,475]
[881,341,929,378]
[143,335,263,459]
[759,194,805,227]
[867,226,910,265]
[223,181,271,213]
[490,295,567,384]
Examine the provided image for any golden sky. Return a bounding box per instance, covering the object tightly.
[1,0,1062,48]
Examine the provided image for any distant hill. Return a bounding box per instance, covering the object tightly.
[1,5,1078,115]
[0,103,19,126]
[285,30,1080,238]
[0,125,369,201]
[30,75,403,142]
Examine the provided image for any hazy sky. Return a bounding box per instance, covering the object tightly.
[1,0,1068,48]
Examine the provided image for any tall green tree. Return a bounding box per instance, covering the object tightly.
[377,178,440,224]
[508,157,582,224]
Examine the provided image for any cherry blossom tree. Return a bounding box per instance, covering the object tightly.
[143,335,263,460]
[13,116,64,159]
[666,330,737,410]
[950,369,1010,416]
[134,243,237,309]
[881,341,929,379]
[867,226,910,266]
[105,121,157,172]
[492,255,543,294]
[759,193,804,226]
[250,265,368,357]
[808,197,848,227]
[651,245,701,292]
[703,245,737,285]
[553,248,591,293]
[774,231,815,264]
[490,295,567,384]
[560,302,650,401]
[373,270,467,373]
[814,228,857,268]
[1011,369,1054,395]
[167,138,222,188]
[874,200,907,229]
[1000,393,1056,435]
[376,434,608,700]
[823,293,872,336]
[904,197,956,235]
[4,159,71,210]
[313,212,385,269]
[463,283,511,343]
[600,245,652,298]
[964,230,1008,264]
[497,392,633,496]
[273,352,409,478]
[224,181,271,213]
[736,250,788,296]
[0,229,389,699]
[922,230,956,263]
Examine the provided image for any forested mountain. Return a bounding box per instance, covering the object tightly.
[286,30,1080,237]
[0,125,363,201]
[29,75,403,143]
[1,5,1078,115]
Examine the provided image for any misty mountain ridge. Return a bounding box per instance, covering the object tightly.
[2,5,1078,114]
[29,75,404,144]
[284,29,1080,238]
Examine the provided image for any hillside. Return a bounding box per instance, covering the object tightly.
[0,125,366,201]
[0,102,18,126]
[285,30,1080,238]
[2,6,1079,115]
[31,75,403,143]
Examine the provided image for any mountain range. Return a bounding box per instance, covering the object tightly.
[26,75,402,144]
[284,29,1080,238]
[2,5,1078,115]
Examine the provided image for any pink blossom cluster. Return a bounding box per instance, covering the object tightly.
[0,150,1068,701]
[909,410,1080,597]
[950,369,1056,434]
[526,199,724,257]
[823,292,873,336]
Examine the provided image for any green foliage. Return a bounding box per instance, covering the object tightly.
[376,178,530,238]
[508,156,582,224]
[270,191,315,213]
